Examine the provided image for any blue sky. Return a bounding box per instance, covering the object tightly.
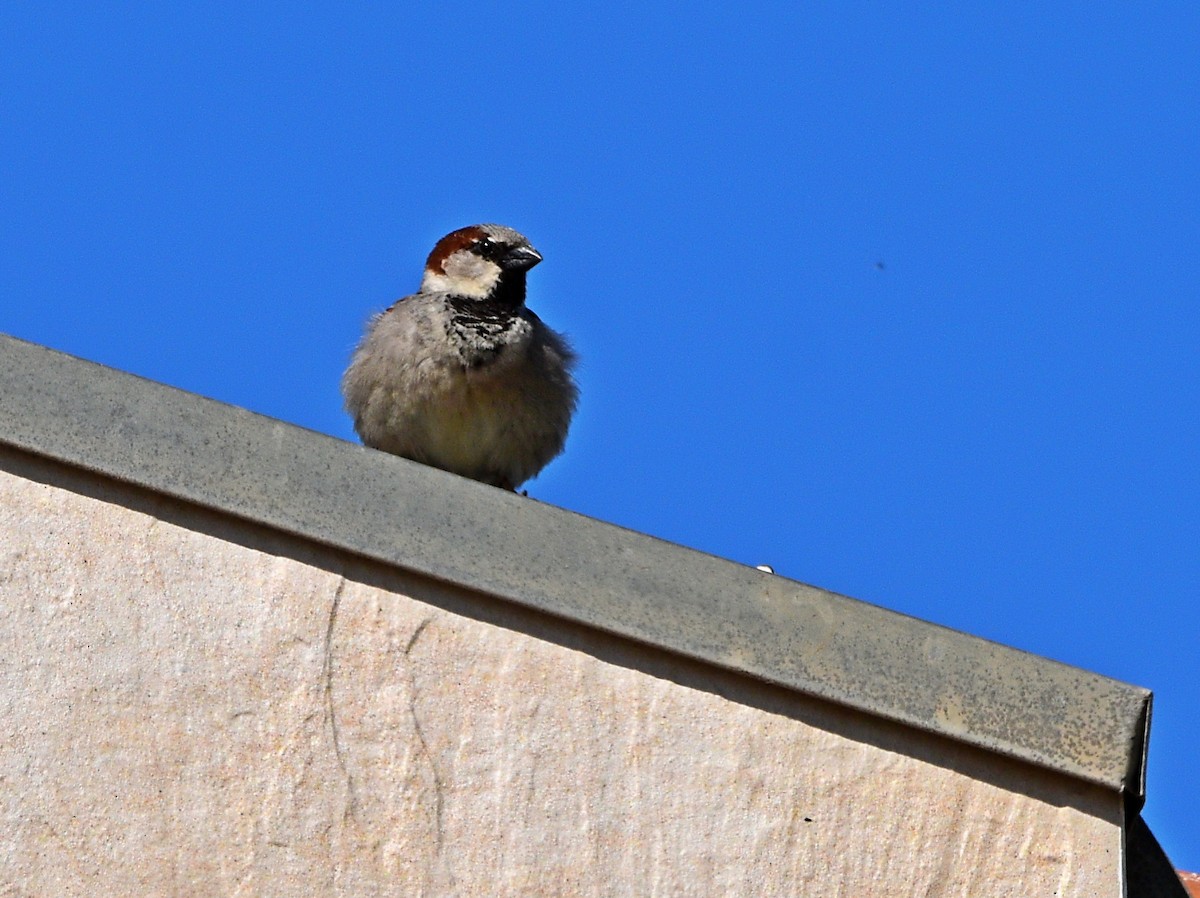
[3,3,1197,869]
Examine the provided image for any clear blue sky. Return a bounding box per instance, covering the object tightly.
[3,3,1197,869]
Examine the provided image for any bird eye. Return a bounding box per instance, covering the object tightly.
[474,236,506,260]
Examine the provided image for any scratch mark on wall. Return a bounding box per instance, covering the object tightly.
[404,616,446,851]
[323,576,359,822]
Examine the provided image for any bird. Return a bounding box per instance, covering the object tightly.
[342,224,578,491]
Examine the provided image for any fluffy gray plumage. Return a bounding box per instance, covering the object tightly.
[342,224,578,490]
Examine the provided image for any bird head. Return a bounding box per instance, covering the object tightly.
[420,224,542,305]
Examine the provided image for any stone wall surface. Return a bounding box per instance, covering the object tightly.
[0,464,1124,897]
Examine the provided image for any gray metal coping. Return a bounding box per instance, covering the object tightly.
[0,332,1151,802]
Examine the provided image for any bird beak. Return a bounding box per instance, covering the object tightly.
[500,245,542,271]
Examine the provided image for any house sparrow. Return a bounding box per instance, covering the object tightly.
[342,224,578,490]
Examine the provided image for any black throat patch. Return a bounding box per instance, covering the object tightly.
[446,291,524,369]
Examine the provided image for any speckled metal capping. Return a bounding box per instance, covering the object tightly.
[0,332,1152,802]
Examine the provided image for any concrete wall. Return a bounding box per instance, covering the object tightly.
[0,455,1124,896]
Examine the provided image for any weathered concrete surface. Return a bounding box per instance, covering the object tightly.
[0,462,1123,897]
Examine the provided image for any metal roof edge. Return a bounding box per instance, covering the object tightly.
[0,332,1152,798]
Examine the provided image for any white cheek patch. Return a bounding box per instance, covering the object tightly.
[421,252,501,298]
